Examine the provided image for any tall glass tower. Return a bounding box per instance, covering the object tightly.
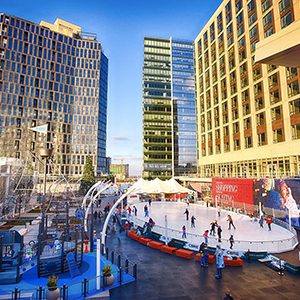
[0,15,108,176]
[142,37,197,179]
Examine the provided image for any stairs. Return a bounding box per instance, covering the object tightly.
[66,252,80,278]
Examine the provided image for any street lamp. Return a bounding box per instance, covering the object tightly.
[40,146,52,235]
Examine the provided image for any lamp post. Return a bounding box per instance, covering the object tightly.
[40,147,52,236]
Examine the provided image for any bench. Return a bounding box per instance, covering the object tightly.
[175,249,194,260]
[138,237,152,246]
[160,245,177,255]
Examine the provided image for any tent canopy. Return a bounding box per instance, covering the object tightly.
[130,177,195,195]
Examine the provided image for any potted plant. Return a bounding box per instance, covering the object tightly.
[46,274,59,300]
[103,264,114,286]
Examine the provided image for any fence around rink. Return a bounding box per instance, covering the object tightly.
[128,201,298,254]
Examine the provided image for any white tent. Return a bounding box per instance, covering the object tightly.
[129,177,194,195]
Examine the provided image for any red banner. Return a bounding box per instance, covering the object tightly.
[212,178,254,206]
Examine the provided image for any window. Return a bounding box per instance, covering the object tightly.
[248,0,255,13]
[273,128,284,143]
[281,11,293,29]
[271,106,282,121]
[245,136,252,148]
[264,27,274,37]
[262,0,272,13]
[291,124,300,140]
[258,133,266,146]
[236,1,242,13]
[237,12,243,25]
[263,11,273,27]
[279,0,291,13]
[256,112,265,125]
[248,13,257,26]
[255,97,264,110]
[286,67,297,80]
[288,80,300,97]
[233,122,239,133]
[289,98,300,115]
[270,90,280,104]
[234,139,240,150]
[244,117,251,130]
[249,25,257,39]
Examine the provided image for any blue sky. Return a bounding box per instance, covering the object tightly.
[1,0,222,176]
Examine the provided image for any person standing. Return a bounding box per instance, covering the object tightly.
[227,215,236,230]
[148,198,152,207]
[199,242,208,268]
[215,245,225,279]
[133,206,137,216]
[203,230,209,244]
[266,216,272,231]
[184,208,189,221]
[229,235,234,249]
[182,225,187,239]
[191,216,196,228]
[217,225,222,243]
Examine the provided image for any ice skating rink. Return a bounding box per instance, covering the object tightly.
[131,201,298,253]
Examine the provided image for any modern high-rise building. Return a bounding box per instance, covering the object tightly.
[142,37,197,179]
[194,0,300,178]
[0,15,108,176]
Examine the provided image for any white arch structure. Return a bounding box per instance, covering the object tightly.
[100,178,195,248]
[83,181,112,231]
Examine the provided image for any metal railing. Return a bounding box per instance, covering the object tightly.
[4,246,137,300]
[128,201,298,254]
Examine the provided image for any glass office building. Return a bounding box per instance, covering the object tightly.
[142,37,196,179]
[171,39,197,176]
[0,15,108,176]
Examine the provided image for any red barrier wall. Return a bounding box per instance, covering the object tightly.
[212,178,254,206]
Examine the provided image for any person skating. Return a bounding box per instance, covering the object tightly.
[217,225,222,243]
[203,230,209,244]
[217,206,221,217]
[259,216,264,228]
[148,198,152,207]
[133,206,137,216]
[266,216,272,231]
[144,205,149,217]
[229,235,234,249]
[191,215,196,228]
[210,220,217,236]
[182,225,187,238]
[184,208,189,221]
[227,215,236,230]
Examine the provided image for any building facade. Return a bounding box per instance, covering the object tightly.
[0,15,108,176]
[142,37,197,179]
[109,163,129,180]
[194,0,300,178]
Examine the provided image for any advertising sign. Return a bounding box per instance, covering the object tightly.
[212,178,254,206]
[254,178,300,227]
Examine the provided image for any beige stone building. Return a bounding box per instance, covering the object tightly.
[194,0,300,178]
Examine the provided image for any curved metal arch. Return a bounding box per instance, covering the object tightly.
[84,182,112,231]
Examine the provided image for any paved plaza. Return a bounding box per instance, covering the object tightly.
[107,229,300,300]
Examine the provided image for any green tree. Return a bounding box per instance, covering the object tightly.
[80,156,95,193]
